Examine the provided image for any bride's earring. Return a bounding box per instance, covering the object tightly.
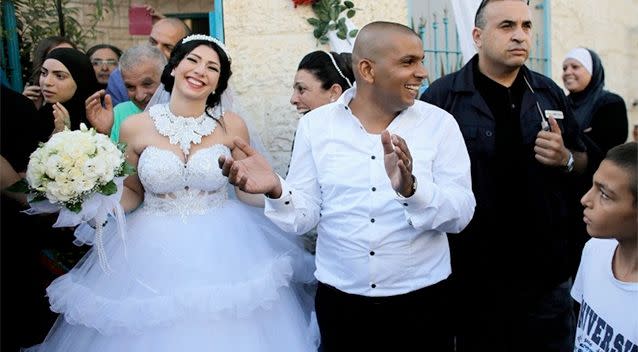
[170,70,175,77]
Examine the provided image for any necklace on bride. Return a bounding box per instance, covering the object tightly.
[150,104,219,156]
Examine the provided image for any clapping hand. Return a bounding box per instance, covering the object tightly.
[85,90,115,135]
[534,116,569,167]
[218,137,282,198]
[52,102,71,133]
[381,130,415,197]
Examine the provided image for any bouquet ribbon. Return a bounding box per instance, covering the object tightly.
[24,177,128,274]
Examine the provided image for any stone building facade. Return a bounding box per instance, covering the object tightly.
[74,0,636,172]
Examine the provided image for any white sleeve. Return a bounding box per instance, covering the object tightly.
[264,118,321,235]
[397,116,476,233]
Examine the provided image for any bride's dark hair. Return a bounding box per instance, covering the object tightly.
[160,38,232,117]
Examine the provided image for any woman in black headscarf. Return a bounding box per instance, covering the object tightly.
[23,36,76,110]
[36,47,100,140]
[562,47,628,168]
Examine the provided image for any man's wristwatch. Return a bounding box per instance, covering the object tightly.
[396,175,417,198]
[563,151,575,173]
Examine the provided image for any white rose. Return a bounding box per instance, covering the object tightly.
[45,182,63,203]
[43,154,63,179]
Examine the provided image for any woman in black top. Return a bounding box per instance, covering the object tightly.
[562,47,628,167]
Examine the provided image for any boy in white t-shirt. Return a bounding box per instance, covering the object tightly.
[572,142,637,352]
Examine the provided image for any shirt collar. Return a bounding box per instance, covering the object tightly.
[335,83,420,133]
[337,83,357,108]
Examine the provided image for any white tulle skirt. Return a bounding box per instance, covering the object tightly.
[27,199,319,351]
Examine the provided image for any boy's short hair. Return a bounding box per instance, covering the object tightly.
[605,142,637,206]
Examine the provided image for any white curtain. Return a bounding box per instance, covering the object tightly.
[451,0,482,64]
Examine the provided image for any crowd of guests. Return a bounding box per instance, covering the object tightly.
[0,0,635,351]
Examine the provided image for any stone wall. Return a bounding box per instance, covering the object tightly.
[551,0,638,141]
[72,0,213,51]
[224,0,408,174]
[73,0,635,171]
[73,0,407,173]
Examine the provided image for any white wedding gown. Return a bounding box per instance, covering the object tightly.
[28,112,319,351]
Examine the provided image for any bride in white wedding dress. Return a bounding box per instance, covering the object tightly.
[28,35,318,351]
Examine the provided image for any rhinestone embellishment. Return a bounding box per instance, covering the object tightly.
[150,104,219,156]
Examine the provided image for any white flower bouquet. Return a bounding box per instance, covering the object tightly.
[10,124,134,272]
[17,123,133,213]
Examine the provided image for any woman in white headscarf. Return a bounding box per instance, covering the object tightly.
[562,47,628,164]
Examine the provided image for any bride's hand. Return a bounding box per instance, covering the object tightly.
[218,137,282,197]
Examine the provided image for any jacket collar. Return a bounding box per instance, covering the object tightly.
[452,54,550,93]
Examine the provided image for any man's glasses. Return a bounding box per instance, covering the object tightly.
[91,59,118,67]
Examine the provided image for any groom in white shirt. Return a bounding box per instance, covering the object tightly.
[219,21,475,351]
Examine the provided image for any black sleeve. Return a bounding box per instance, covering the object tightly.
[1,86,43,172]
[587,95,628,155]
[554,87,586,153]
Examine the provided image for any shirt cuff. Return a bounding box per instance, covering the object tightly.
[264,175,294,211]
[394,178,432,211]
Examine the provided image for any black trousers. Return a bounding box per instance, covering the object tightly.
[315,280,454,352]
[450,277,575,352]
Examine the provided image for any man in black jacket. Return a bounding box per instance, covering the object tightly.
[421,1,587,351]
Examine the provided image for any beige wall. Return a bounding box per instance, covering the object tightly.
[224,0,408,174]
[77,0,213,51]
[80,0,407,173]
[550,0,638,142]
[79,0,637,171]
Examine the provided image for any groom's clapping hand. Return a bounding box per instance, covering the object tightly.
[381,130,415,197]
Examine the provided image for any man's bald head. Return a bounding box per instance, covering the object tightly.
[352,21,420,64]
[149,18,191,58]
[153,18,191,37]
[349,21,426,114]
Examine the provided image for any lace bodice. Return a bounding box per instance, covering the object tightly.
[137,145,230,216]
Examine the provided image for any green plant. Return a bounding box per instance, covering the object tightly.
[303,0,358,45]
[4,0,114,83]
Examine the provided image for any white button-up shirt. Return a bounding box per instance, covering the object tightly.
[265,87,475,296]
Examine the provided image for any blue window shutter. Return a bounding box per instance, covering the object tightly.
[208,0,225,42]
[2,0,23,91]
